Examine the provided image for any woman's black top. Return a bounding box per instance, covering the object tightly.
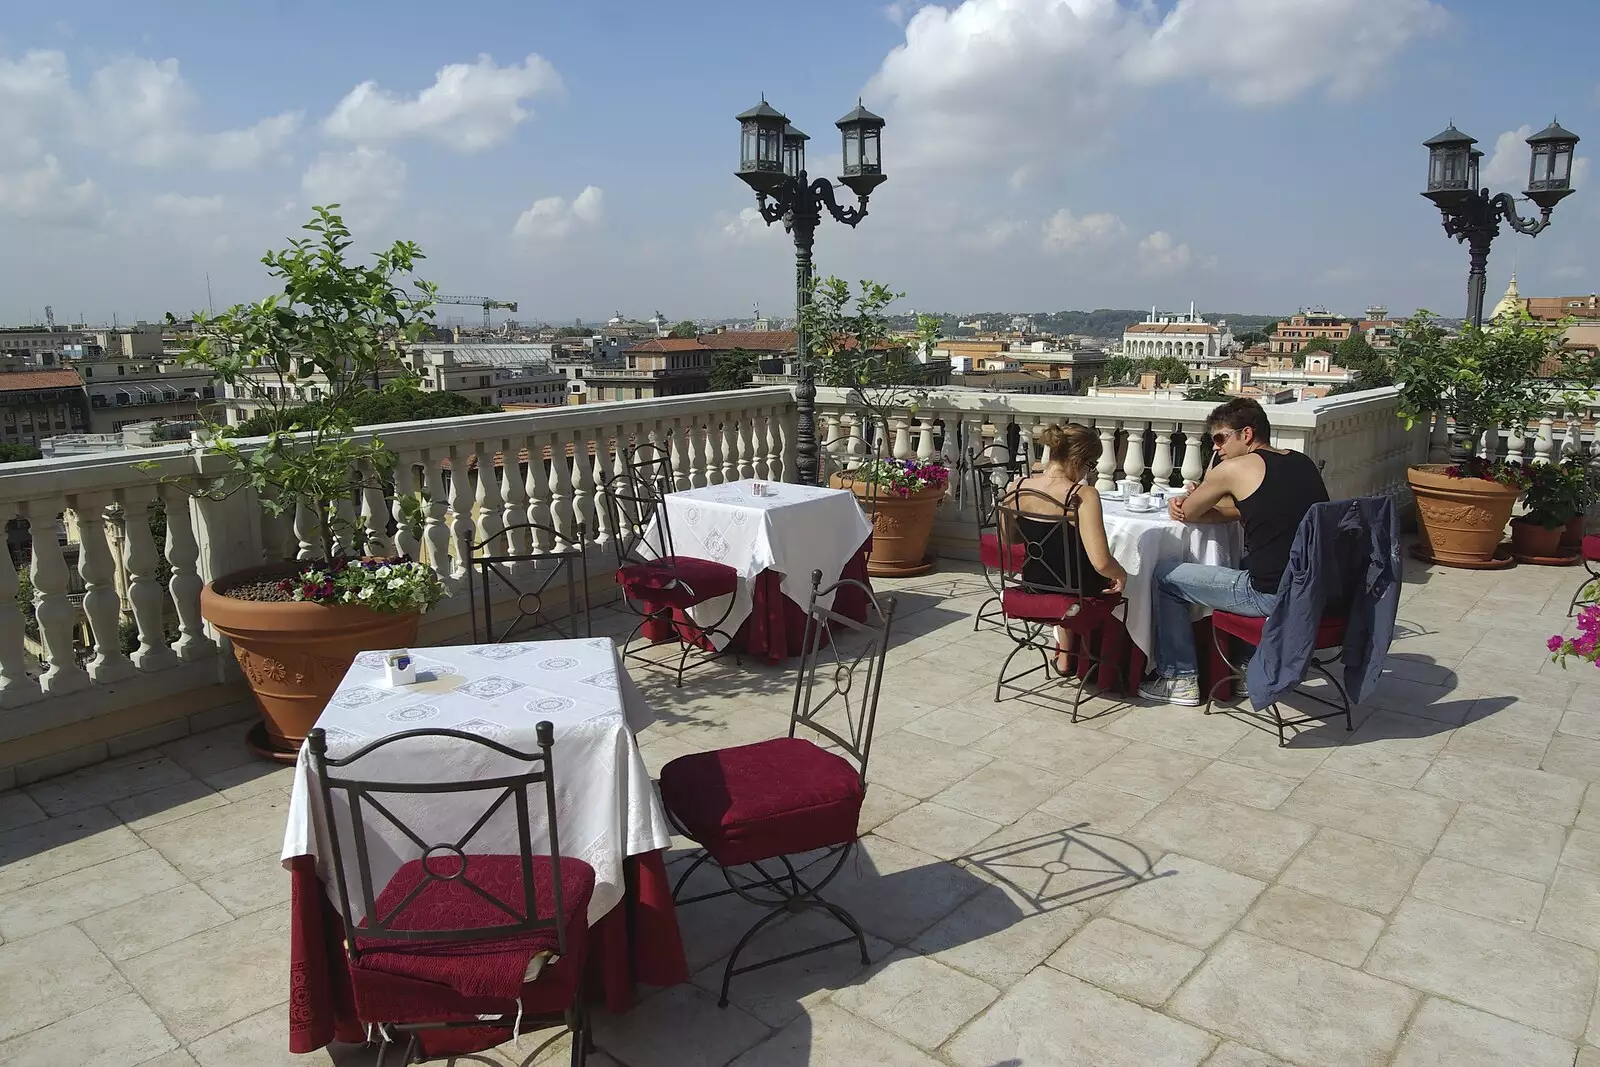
[1010,485,1109,599]
[1235,448,1329,593]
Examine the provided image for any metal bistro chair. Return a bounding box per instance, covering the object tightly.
[1568,534,1600,616]
[462,522,592,645]
[601,446,740,686]
[658,569,896,1007]
[970,449,1027,632]
[307,722,595,1067]
[823,432,887,522]
[994,488,1128,720]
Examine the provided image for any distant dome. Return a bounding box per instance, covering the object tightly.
[607,310,624,326]
[1491,274,1523,321]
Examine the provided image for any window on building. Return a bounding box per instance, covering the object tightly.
[634,387,643,400]
[118,366,125,375]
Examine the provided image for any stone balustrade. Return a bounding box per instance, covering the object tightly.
[814,386,1430,556]
[0,388,796,782]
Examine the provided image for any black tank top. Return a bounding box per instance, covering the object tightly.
[1235,450,1329,594]
[1013,486,1109,599]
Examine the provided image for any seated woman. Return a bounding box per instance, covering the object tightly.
[1000,423,1128,675]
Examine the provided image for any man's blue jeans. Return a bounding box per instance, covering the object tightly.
[1153,562,1279,678]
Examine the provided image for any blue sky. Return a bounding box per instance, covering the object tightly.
[1,0,1597,326]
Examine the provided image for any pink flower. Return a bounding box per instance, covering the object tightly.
[1549,635,1567,652]
[1574,632,1597,657]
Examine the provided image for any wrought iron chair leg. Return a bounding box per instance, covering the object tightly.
[717,906,791,1007]
[670,851,713,902]
[816,899,871,963]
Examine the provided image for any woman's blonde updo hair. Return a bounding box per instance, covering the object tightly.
[1038,422,1102,479]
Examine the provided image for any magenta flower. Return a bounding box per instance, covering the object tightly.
[1549,635,1566,652]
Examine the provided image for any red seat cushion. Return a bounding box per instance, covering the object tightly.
[618,557,739,608]
[979,532,1025,572]
[349,854,594,1017]
[658,737,864,867]
[1001,588,1121,630]
[1213,610,1347,649]
[1584,535,1600,562]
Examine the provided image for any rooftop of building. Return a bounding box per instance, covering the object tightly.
[0,369,85,391]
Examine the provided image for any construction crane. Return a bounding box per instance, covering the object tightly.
[435,295,518,330]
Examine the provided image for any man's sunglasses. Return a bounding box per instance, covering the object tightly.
[1210,431,1235,446]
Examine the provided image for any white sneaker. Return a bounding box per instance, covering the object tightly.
[1139,674,1203,707]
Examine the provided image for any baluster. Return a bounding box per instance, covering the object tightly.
[1151,426,1176,487]
[420,452,454,584]
[722,416,739,483]
[571,428,596,544]
[1476,428,1493,461]
[688,414,710,487]
[1561,408,1585,460]
[737,411,756,480]
[548,429,575,549]
[1095,423,1117,491]
[0,504,42,706]
[1123,422,1149,487]
[445,445,474,580]
[915,417,935,462]
[474,440,506,553]
[962,413,986,479]
[589,424,620,549]
[669,417,692,491]
[1533,418,1555,465]
[524,436,554,551]
[748,408,769,480]
[359,459,395,557]
[391,458,423,563]
[293,498,321,561]
[1506,424,1527,465]
[1428,412,1451,463]
[933,409,959,501]
[500,441,531,557]
[160,486,214,662]
[24,500,90,694]
[892,417,913,460]
[1179,422,1206,486]
[779,404,797,483]
[118,490,178,672]
[1015,419,1036,470]
[327,473,359,557]
[71,495,136,683]
[758,407,777,481]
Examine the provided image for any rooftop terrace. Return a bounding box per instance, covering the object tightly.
[2,552,1598,1067]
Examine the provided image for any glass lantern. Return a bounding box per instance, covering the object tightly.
[836,100,887,199]
[1422,124,1476,209]
[782,124,808,179]
[1526,120,1580,210]
[736,99,788,194]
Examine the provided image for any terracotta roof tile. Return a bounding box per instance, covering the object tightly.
[0,370,85,391]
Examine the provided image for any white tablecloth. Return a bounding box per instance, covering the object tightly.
[281,638,672,926]
[1102,497,1243,658]
[641,479,873,650]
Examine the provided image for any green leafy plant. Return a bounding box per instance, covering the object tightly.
[1520,458,1595,530]
[1389,311,1567,452]
[709,348,757,392]
[149,206,438,562]
[277,556,444,613]
[1184,376,1232,403]
[799,276,930,436]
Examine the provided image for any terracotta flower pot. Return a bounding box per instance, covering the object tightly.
[831,476,942,578]
[1510,518,1564,560]
[201,563,421,760]
[1406,464,1522,566]
[1562,515,1587,549]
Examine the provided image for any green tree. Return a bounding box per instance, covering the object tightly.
[155,206,438,556]
[1336,332,1375,368]
[1234,330,1267,349]
[669,320,699,338]
[799,277,924,432]
[709,348,757,392]
[1103,355,1137,382]
[0,443,42,463]
[1185,376,1232,402]
[230,385,495,437]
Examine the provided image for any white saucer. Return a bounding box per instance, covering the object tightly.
[1124,504,1162,514]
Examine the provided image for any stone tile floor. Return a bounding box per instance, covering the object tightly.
[2,553,1600,1066]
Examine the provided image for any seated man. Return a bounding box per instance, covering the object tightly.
[1139,397,1329,707]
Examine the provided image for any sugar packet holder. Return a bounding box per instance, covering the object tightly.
[384,650,417,687]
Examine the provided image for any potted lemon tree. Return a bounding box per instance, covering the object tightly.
[154,207,445,760]
[801,277,949,576]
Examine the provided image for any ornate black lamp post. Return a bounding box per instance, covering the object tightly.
[1423,120,1580,328]
[737,98,886,485]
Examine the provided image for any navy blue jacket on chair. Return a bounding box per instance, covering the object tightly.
[1245,497,1402,711]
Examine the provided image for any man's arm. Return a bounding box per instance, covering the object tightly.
[1170,460,1241,524]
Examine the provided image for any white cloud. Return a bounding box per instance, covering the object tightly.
[324,54,563,152]
[511,185,604,245]
[722,206,768,243]
[1482,124,1590,192]
[0,155,105,225]
[0,50,73,158]
[866,0,1445,175]
[150,192,225,218]
[82,57,301,169]
[1041,208,1125,251]
[882,1,918,25]
[1138,231,1194,274]
[301,147,407,224]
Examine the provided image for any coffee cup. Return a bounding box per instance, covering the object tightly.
[1130,493,1154,510]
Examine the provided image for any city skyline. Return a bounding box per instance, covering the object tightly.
[0,0,1596,326]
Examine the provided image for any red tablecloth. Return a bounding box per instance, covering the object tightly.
[287,849,688,1057]
[641,536,874,663]
[1058,616,1233,700]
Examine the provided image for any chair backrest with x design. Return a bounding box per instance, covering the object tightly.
[307,722,571,959]
[969,450,1025,531]
[462,522,591,644]
[600,468,673,572]
[996,487,1109,601]
[789,569,897,782]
